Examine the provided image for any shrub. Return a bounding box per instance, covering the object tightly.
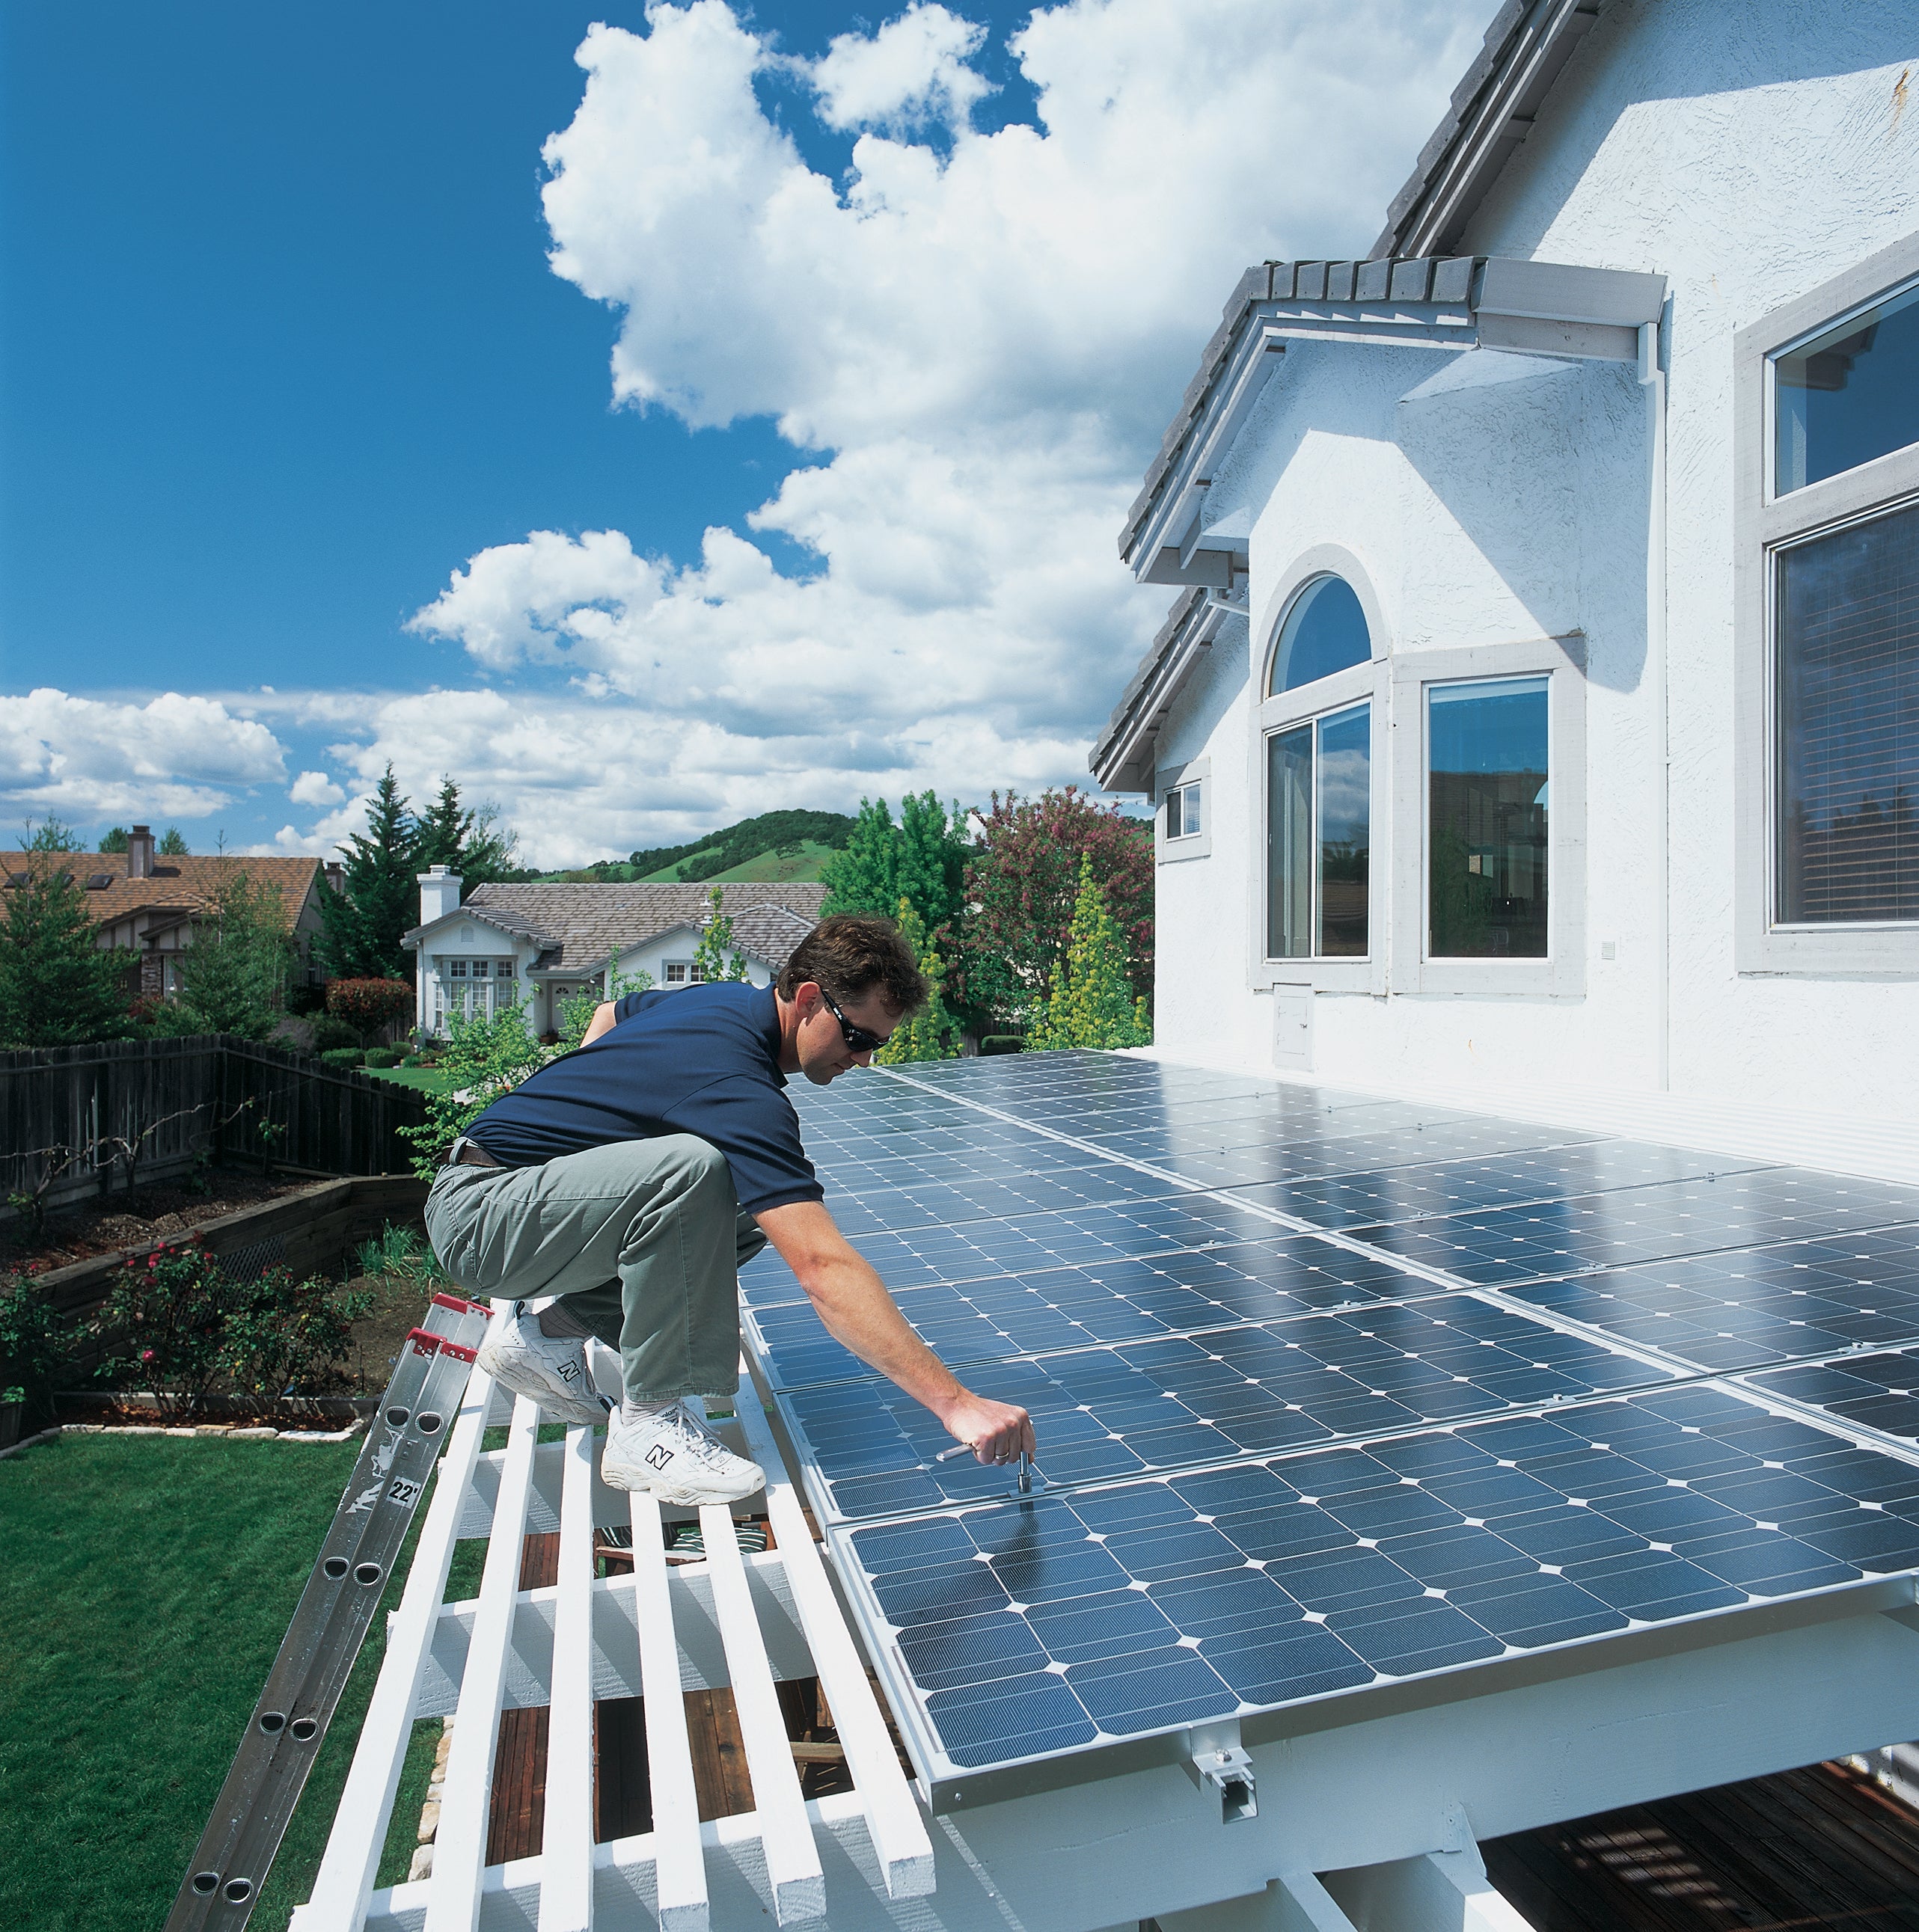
[309,1012,361,1054]
[401,1001,547,1177]
[91,1241,235,1417]
[0,1273,82,1426]
[218,1267,374,1397]
[363,1047,404,1068]
[979,1035,1026,1056]
[319,1047,365,1069]
[326,975,414,1043]
[355,1221,447,1287]
[401,1052,429,1067]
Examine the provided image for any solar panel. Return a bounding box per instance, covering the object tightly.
[772,1294,1676,1524]
[833,1382,1919,1778]
[748,1059,1919,1799]
[1505,1226,1919,1371]
[1344,1172,1919,1287]
[1238,1143,1775,1232]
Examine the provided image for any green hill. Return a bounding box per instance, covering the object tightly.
[536,809,854,886]
[639,838,836,884]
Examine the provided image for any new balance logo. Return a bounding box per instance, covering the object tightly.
[556,1359,580,1384]
[645,1444,674,1470]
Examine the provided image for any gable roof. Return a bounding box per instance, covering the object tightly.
[403,882,829,977]
[0,853,322,938]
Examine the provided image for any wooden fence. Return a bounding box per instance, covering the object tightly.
[1,1034,429,1214]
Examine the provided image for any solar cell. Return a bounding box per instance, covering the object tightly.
[1505,1227,1919,1371]
[774,1295,1674,1523]
[1344,1173,1919,1287]
[836,1384,1919,1776]
[1741,1344,1919,1447]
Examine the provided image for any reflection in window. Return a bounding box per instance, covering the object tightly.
[1427,678,1549,958]
[1163,780,1202,841]
[1270,576,1371,694]
[1267,704,1369,958]
[1774,277,1919,494]
[1776,501,1919,924]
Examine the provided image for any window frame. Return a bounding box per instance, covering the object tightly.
[1155,755,1211,863]
[1389,636,1588,999]
[1247,546,1390,995]
[1734,230,1919,976]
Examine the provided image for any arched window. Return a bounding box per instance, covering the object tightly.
[1268,575,1371,695]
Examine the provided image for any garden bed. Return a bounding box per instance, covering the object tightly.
[0,1168,316,1273]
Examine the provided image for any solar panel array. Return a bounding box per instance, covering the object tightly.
[744,1052,1919,1785]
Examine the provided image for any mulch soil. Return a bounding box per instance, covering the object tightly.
[1,1168,317,1274]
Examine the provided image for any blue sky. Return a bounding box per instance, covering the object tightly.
[1,1,1488,867]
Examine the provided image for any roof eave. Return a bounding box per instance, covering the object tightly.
[1089,590,1234,796]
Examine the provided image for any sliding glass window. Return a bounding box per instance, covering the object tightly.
[1266,702,1371,959]
[1427,676,1549,958]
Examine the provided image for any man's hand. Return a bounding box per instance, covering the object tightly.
[757,1200,1035,1458]
[934,1389,1035,1465]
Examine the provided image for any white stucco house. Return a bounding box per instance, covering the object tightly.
[1092,0,1919,1157]
[400,870,826,1040]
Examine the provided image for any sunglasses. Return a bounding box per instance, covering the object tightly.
[818,986,888,1055]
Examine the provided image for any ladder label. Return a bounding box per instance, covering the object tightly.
[386,1476,423,1508]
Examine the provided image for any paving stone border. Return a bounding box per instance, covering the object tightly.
[0,1417,367,1459]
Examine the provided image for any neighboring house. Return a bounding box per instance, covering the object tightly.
[401,868,827,1037]
[0,823,333,999]
[1092,0,1918,1136]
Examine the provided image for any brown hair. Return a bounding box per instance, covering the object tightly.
[777,914,928,1016]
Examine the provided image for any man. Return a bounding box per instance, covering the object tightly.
[424,913,1035,1506]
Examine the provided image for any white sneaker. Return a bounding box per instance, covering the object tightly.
[475,1302,607,1426]
[602,1402,765,1506]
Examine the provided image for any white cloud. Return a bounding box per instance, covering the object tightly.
[0,688,287,827]
[405,0,1486,850]
[290,770,346,806]
[811,4,991,133]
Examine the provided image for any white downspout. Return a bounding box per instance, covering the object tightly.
[1639,315,1670,1091]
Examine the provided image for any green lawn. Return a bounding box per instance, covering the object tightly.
[0,1431,483,1930]
[362,1064,456,1096]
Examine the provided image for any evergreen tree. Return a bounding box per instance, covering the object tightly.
[319,765,419,981]
[149,866,292,1040]
[874,900,957,1064]
[0,848,131,1047]
[98,827,130,853]
[1027,854,1152,1052]
[158,827,191,856]
[692,886,750,982]
[818,798,899,916]
[413,777,521,892]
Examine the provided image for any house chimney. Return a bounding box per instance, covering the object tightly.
[324,861,345,894]
[127,825,155,880]
[417,864,462,926]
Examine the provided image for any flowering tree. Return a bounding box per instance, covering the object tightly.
[1027,855,1153,1051]
[693,887,750,984]
[952,788,1154,1028]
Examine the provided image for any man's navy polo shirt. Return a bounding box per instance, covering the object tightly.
[465,981,821,1216]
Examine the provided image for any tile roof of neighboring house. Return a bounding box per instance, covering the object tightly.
[405,882,830,976]
[0,853,322,936]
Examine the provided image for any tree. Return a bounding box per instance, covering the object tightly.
[874,900,958,1064]
[158,827,191,856]
[403,1001,548,1177]
[148,865,293,1040]
[952,788,1154,1028]
[412,776,523,894]
[895,791,967,936]
[325,976,414,1045]
[98,827,129,853]
[319,766,418,981]
[1027,855,1153,1051]
[818,798,899,917]
[0,844,130,1047]
[692,887,750,983]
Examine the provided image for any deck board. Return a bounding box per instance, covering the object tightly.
[1484,1761,1919,1932]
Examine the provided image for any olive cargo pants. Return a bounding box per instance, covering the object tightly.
[423,1135,765,1402]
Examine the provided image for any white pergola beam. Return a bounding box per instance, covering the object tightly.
[536,1425,596,1932]
[1321,1839,1537,1932]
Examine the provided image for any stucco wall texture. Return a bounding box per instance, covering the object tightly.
[1151,0,1919,1125]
